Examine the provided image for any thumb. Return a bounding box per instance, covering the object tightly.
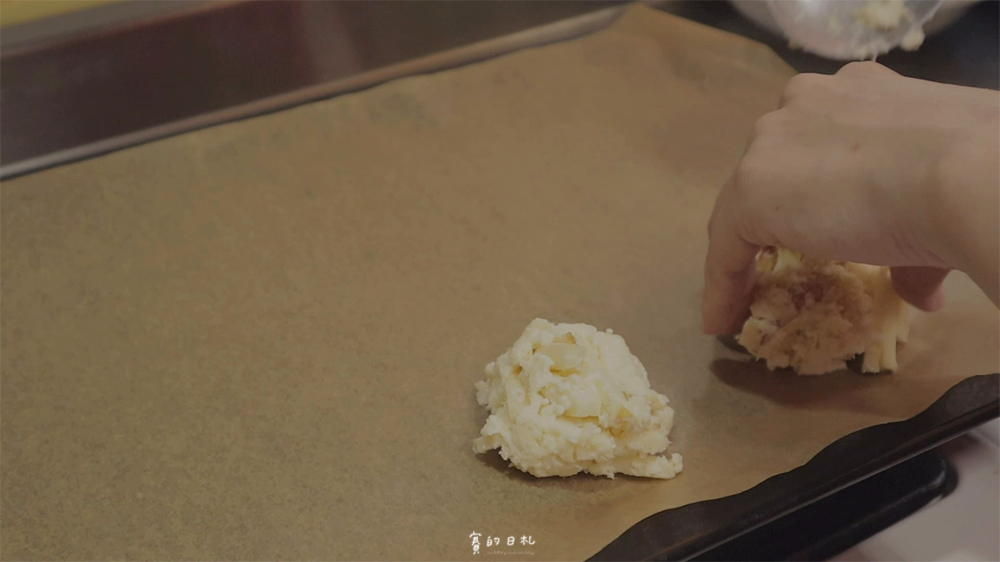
[702,178,761,335]
[891,266,949,312]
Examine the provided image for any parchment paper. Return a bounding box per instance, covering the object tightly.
[2,6,997,561]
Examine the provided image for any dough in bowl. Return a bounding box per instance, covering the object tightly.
[473,319,682,479]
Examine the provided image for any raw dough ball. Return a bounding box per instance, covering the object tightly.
[473,319,682,479]
[738,248,911,375]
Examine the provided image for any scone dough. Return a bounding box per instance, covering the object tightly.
[473,319,682,479]
[739,248,911,375]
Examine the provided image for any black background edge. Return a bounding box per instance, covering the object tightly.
[589,372,1000,562]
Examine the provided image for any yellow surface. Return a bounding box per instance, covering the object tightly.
[0,0,124,27]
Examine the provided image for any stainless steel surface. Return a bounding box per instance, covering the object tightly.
[1,0,997,179]
[0,1,623,179]
[767,0,941,60]
[0,1,206,49]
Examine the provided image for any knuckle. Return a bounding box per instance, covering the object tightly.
[751,110,785,138]
[837,60,883,76]
[780,73,826,107]
[731,155,762,197]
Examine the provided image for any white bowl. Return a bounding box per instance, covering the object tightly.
[729,0,980,40]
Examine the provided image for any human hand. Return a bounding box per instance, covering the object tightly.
[701,62,999,334]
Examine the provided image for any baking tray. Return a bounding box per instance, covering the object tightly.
[592,373,999,560]
[5,5,1000,560]
[693,448,958,561]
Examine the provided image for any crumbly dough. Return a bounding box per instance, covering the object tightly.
[851,0,926,58]
[473,319,682,479]
[738,248,911,375]
[855,0,912,30]
[899,27,926,51]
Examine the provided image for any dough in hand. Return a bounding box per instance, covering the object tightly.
[473,319,682,479]
[738,247,911,375]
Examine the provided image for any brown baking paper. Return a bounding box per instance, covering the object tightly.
[2,6,997,561]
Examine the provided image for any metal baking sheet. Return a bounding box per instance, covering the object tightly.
[592,374,998,560]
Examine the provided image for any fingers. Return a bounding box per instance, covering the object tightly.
[779,63,896,110]
[891,266,950,311]
[837,61,897,77]
[779,73,832,108]
[702,180,761,335]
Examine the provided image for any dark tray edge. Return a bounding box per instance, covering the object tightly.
[694,449,957,561]
[589,372,1000,561]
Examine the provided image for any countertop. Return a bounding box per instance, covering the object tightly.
[1,0,997,178]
